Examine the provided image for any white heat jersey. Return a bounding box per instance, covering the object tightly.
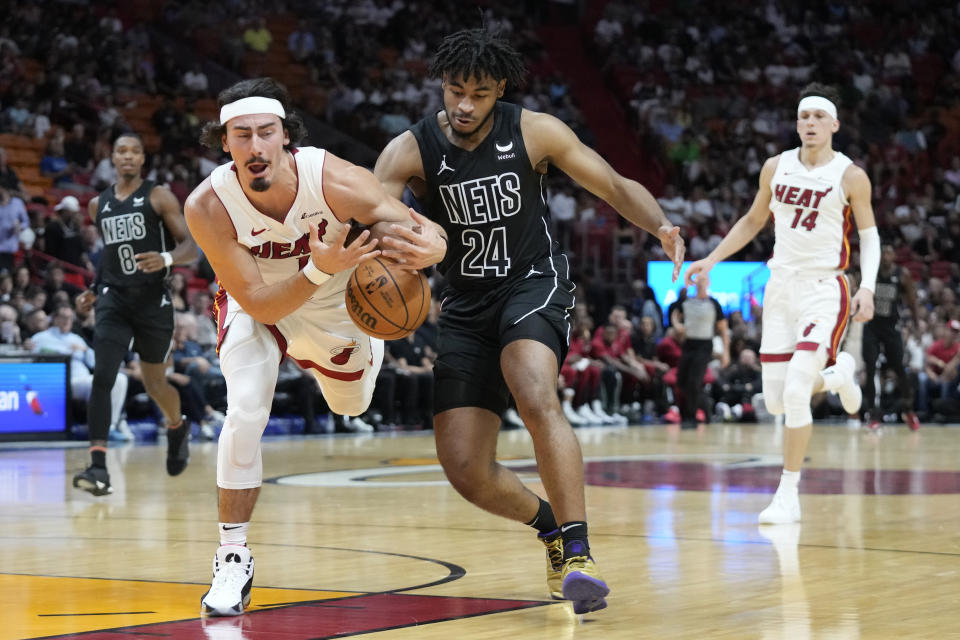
[210,146,350,307]
[767,147,854,276]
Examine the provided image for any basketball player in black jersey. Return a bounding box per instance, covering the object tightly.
[862,245,920,431]
[72,132,198,496]
[375,29,684,614]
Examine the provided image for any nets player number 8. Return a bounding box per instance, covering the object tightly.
[461,226,511,277]
[118,244,138,274]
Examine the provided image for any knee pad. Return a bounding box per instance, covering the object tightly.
[782,351,822,428]
[761,361,787,416]
[217,405,270,489]
[762,380,785,416]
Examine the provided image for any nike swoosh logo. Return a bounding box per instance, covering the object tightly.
[560,523,580,533]
[221,525,243,530]
[495,141,513,152]
[251,228,268,236]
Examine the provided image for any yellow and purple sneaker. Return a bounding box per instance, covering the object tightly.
[560,542,609,614]
[539,529,564,600]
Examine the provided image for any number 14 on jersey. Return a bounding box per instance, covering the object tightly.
[791,207,819,231]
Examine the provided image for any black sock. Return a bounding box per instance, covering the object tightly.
[167,418,187,452]
[91,449,106,468]
[560,521,589,556]
[525,497,558,536]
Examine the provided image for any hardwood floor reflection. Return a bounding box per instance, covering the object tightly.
[1,421,958,639]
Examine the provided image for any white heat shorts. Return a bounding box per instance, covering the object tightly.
[759,270,850,368]
[217,287,383,415]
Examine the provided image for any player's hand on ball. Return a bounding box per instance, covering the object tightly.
[850,287,874,322]
[380,208,447,270]
[135,251,166,273]
[657,225,685,282]
[308,221,380,275]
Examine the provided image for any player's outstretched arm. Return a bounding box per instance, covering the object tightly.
[522,110,685,279]
[136,186,199,273]
[326,149,446,269]
[844,164,877,323]
[184,179,377,325]
[685,156,779,286]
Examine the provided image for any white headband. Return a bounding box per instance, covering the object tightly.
[797,96,837,119]
[219,97,286,125]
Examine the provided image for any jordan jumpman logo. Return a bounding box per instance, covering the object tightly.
[437,155,454,175]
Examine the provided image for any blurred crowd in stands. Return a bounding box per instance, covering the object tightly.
[0,0,958,435]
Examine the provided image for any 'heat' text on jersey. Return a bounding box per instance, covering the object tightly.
[439,173,521,225]
[101,213,146,245]
[773,184,833,209]
[247,220,326,260]
[248,234,311,260]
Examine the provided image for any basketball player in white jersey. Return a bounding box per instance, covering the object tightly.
[183,78,447,616]
[685,83,879,524]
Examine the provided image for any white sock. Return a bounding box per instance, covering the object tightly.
[820,366,844,391]
[219,522,249,546]
[778,469,801,493]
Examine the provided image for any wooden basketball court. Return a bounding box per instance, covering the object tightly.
[2,421,958,639]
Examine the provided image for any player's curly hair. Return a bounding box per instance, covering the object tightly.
[199,77,307,150]
[799,82,841,108]
[429,28,527,88]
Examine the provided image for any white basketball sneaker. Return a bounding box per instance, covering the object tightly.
[347,416,375,433]
[503,408,525,428]
[576,403,602,425]
[758,490,801,524]
[590,399,620,425]
[201,545,254,616]
[562,399,585,425]
[825,352,862,414]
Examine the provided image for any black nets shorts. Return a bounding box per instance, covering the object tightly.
[434,255,575,416]
[93,282,175,364]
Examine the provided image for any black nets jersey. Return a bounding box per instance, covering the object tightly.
[410,101,558,292]
[95,180,174,287]
[871,266,902,325]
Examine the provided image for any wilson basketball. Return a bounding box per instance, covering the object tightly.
[346,258,431,340]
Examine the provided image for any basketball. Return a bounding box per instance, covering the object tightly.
[345,257,431,340]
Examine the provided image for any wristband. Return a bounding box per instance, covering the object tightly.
[302,260,332,285]
[858,227,880,293]
[161,252,173,268]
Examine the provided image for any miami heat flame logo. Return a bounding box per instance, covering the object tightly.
[330,342,358,366]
